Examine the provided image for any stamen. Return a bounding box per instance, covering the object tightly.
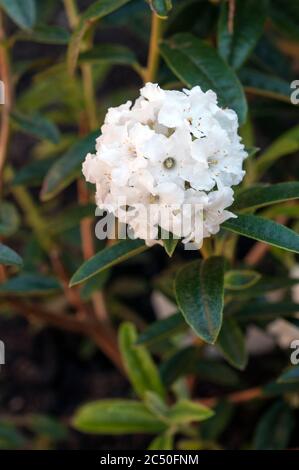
[163,157,176,169]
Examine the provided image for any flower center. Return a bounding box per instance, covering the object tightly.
[148,194,160,204]
[163,157,176,170]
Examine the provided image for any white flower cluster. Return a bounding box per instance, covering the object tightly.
[82,83,247,247]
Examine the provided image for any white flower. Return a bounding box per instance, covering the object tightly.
[82,83,247,247]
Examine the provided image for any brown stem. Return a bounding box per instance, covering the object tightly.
[228,0,236,34]
[49,247,87,317]
[197,386,263,408]
[77,179,109,323]
[144,13,164,83]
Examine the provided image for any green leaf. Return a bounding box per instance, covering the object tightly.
[162,237,179,257]
[160,347,239,387]
[218,0,268,70]
[216,318,248,370]
[174,257,225,343]
[68,2,134,74]
[235,301,299,323]
[148,432,174,450]
[40,131,98,201]
[137,313,186,347]
[0,273,61,296]
[21,25,70,44]
[263,381,299,397]
[0,244,23,267]
[229,276,299,299]
[79,44,137,66]
[0,202,20,236]
[82,0,133,21]
[0,422,26,449]
[48,204,95,235]
[12,157,55,187]
[0,0,36,29]
[119,322,165,400]
[239,67,292,103]
[147,0,172,18]
[70,239,148,286]
[270,0,299,41]
[160,33,247,124]
[278,366,299,384]
[80,270,110,301]
[224,270,261,290]
[72,400,166,435]
[223,214,299,254]
[11,111,60,144]
[255,124,299,176]
[29,415,68,441]
[168,400,214,425]
[253,36,291,80]
[201,401,234,441]
[232,182,299,212]
[253,401,295,450]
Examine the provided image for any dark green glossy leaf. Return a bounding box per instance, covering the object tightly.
[160,346,239,387]
[232,182,299,212]
[160,33,247,124]
[201,401,234,441]
[175,257,225,343]
[0,244,23,267]
[20,25,70,44]
[41,131,98,201]
[70,239,148,286]
[253,36,291,80]
[235,301,299,323]
[216,318,248,370]
[0,273,61,296]
[0,422,26,449]
[239,67,291,103]
[166,0,217,38]
[137,313,186,347]
[223,214,299,254]
[29,415,68,441]
[218,0,268,70]
[68,0,134,74]
[229,276,299,299]
[253,401,295,450]
[82,0,133,21]
[11,111,60,144]
[0,0,36,29]
[147,0,172,18]
[12,157,55,187]
[79,44,137,66]
[73,400,166,435]
[80,270,110,301]
[270,0,299,41]
[278,365,299,384]
[224,270,261,290]
[119,322,166,399]
[0,202,20,236]
[263,381,299,396]
[48,204,95,235]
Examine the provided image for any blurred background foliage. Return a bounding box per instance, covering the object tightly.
[0,0,299,450]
